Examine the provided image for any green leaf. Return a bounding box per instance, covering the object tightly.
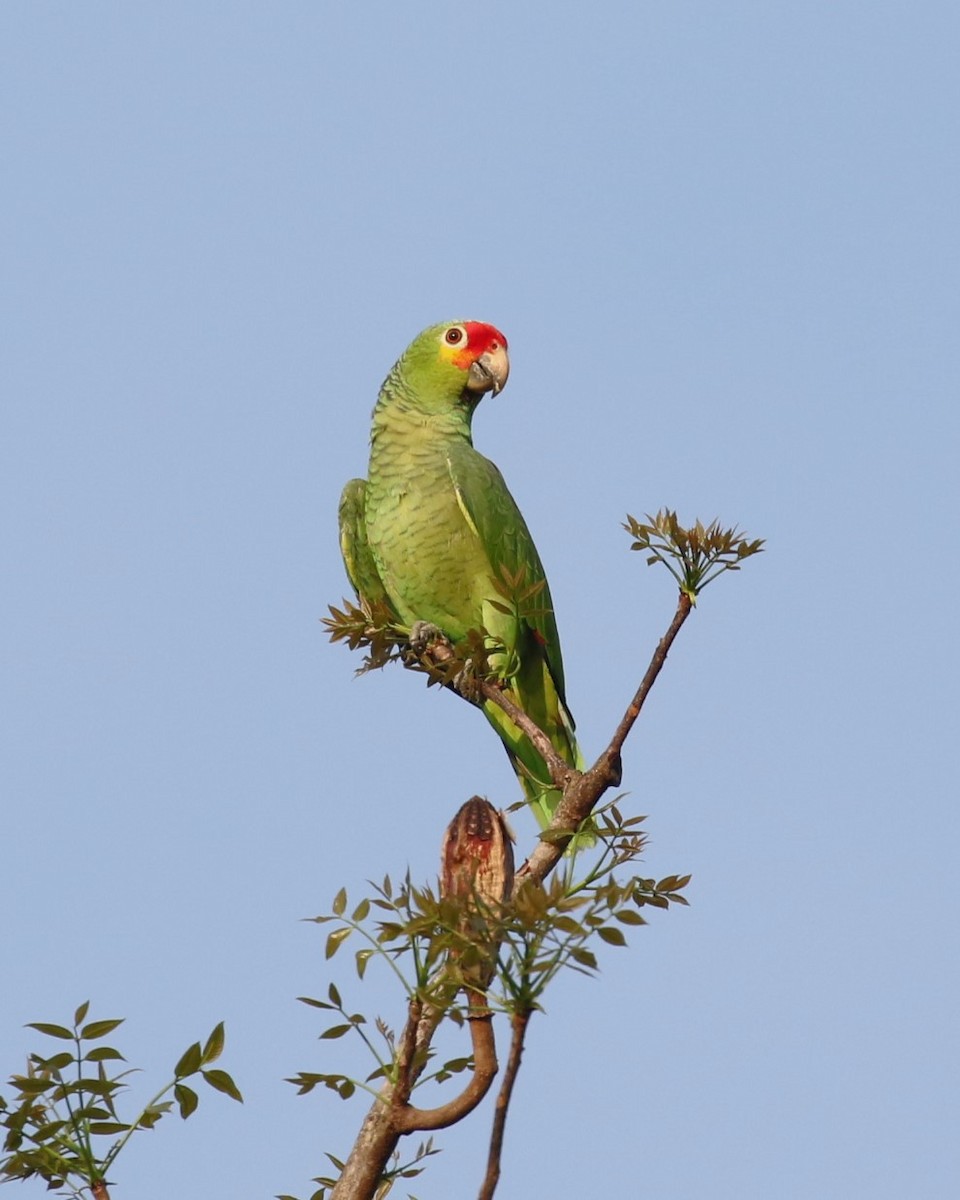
[137,1101,173,1129]
[25,1023,73,1040]
[81,1019,124,1040]
[325,927,352,959]
[29,1118,67,1139]
[88,1122,130,1135]
[597,926,627,946]
[73,1102,112,1120]
[73,1077,121,1097]
[73,1002,90,1027]
[297,995,334,1010]
[9,1076,56,1096]
[84,1047,126,1063]
[174,1083,199,1119]
[38,1051,74,1072]
[319,1024,352,1040]
[614,909,647,926]
[332,887,347,916]
[351,898,370,922]
[440,1057,471,1075]
[174,1041,203,1079]
[201,1069,243,1103]
[355,948,374,979]
[327,982,342,1008]
[201,1022,225,1066]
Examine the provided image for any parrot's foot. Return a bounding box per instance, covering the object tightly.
[407,621,445,655]
[450,663,484,705]
[403,622,483,705]
[403,621,455,674]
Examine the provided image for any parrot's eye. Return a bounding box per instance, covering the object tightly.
[444,327,464,345]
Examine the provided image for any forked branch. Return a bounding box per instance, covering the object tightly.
[322,513,762,1200]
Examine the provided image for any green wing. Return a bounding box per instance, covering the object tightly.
[444,442,583,828]
[338,478,391,608]
[444,443,568,700]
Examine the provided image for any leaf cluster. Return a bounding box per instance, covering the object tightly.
[288,876,485,1105]
[485,564,549,628]
[288,811,690,1110]
[323,598,485,689]
[625,509,764,599]
[322,599,409,675]
[0,1003,241,1197]
[499,807,689,1007]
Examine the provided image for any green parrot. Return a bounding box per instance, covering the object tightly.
[338,319,583,829]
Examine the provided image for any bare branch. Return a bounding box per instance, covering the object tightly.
[478,1010,530,1200]
[329,1000,432,1200]
[419,639,574,788]
[477,678,573,787]
[517,590,693,886]
[604,590,693,765]
[327,1094,401,1200]
[394,995,498,1133]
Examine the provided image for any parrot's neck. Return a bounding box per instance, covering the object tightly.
[371,373,475,448]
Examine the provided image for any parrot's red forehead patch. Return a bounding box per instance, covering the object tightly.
[441,320,509,371]
[462,321,508,355]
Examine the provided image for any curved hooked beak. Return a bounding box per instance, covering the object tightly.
[466,343,510,397]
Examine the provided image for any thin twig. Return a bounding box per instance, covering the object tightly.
[517,590,693,887]
[603,590,693,768]
[478,1010,530,1200]
[477,680,572,786]
[424,641,573,786]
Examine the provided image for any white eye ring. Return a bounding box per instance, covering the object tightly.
[443,324,468,347]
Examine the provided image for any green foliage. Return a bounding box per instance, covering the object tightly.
[495,803,689,1007]
[486,564,547,620]
[322,597,409,674]
[287,809,689,1193]
[0,1004,241,1197]
[324,596,488,691]
[625,509,765,600]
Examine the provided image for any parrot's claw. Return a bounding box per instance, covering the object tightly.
[451,664,483,705]
[407,620,444,654]
[403,622,483,704]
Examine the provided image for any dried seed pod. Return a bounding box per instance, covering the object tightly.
[441,797,514,905]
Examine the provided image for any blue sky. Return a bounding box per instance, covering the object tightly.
[2,3,958,1197]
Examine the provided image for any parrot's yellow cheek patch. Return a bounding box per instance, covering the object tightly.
[438,344,473,372]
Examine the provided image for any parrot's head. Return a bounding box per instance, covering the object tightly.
[400,320,510,412]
